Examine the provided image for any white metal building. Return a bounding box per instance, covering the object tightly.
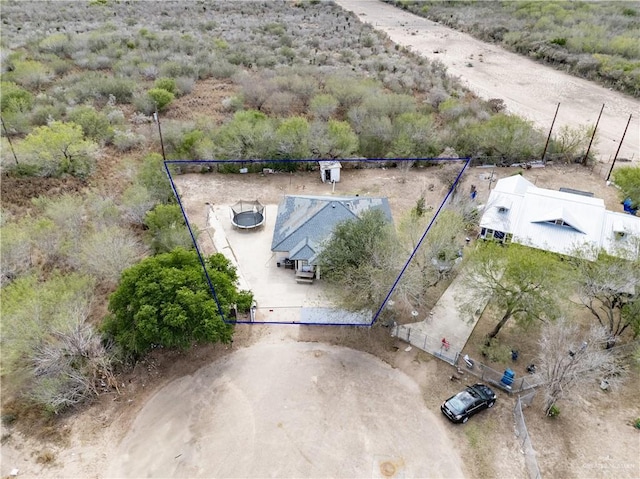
[479,175,640,260]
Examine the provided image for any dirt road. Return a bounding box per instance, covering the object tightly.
[336,0,639,165]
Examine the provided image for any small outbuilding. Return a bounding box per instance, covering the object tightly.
[319,161,341,183]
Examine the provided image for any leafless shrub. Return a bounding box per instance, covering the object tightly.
[113,128,146,152]
[363,93,416,119]
[221,95,244,112]
[208,59,238,79]
[239,75,277,111]
[347,105,369,134]
[538,318,627,416]
[0,221,32,284]
[175,76,195,95]
[325,76,377,112]
[76,225,145,285]
[84,192,122,228]
[274,73,319,107]
[105,107,126,125]
[121,184,156,225]
[36,450,56,465]
[140,64,160,80]
[33,194,85,237]
[310,94,339,121]
[427,87,450,109]
[130,112,153,125]
[30,314,116,414]
[263,91,301,117]
[487,98,506,113]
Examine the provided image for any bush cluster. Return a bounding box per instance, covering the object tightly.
[389,1,640,97]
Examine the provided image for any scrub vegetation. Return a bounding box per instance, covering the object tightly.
[387,1,640,97]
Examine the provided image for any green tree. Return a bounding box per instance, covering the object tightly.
[0,81,33,112]
[612,166,640,209]
[67,105,114,144]
[9,59,52,89]
[274,116,310,160]
[213,110,275,160]
[466,113,544,161]
[16,121,98,177]
[548,124,593,163]
[398,207,466,298]
[144,203,194,253]
[317,209,401,310]
[154,77,177,94]
[103,248,251,357]
[310,94,339,121]
[358,115,393,158]
[309,120,358,159]
[460,242,568,342]
[147,87,175,111]
[137,152,174,203]
[1,81,34,134]
[389,112,440,158]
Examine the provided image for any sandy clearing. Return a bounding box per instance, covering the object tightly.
[107,340,465,479]
[336,0,640,165]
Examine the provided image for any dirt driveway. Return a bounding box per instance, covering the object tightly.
[336,0,640,165]
[107,337,464,479]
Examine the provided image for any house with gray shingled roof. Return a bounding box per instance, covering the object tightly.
[271,195,393,282]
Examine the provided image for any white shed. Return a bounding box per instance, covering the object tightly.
[319,161,341,183]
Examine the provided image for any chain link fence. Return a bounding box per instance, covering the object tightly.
[514,391,542,479]
[392,324,460,365]
[461,360,545,394]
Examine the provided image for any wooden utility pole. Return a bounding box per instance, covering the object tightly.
[541,103,560,163]
[606,113,632,182]
[582,103,604,166]
[1,117,19,165]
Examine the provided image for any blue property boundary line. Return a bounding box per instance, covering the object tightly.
[164,157,471,326]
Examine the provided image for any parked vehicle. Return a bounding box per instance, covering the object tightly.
[441,383,496,424]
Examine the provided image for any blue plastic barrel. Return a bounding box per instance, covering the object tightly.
[501,368,515,386]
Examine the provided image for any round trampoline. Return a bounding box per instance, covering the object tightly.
[230,200,265,229]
